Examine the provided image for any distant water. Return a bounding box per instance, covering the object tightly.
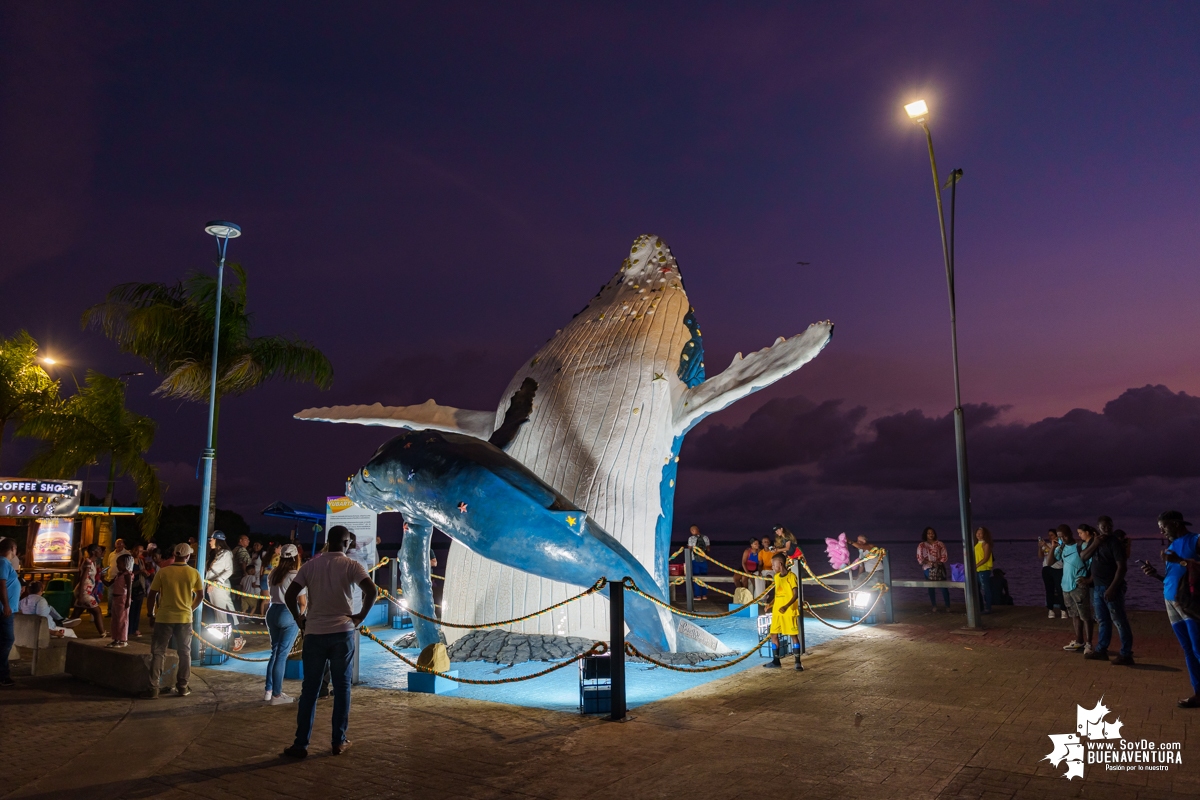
[693,538,1170,611]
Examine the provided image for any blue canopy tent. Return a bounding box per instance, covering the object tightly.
[261,501,325,555]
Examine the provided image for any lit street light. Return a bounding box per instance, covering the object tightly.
[905,99,980,629]
[194,220,241,658]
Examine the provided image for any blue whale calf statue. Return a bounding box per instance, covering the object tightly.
[348,428,675,653]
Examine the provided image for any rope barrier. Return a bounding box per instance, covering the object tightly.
[801,551,885,594]
[381,578,606,629]
[202,599,266,620]
[803,585,888,630]
[624,637,772,673]
[804,548,885,580]
[202,557,390,600]
[622,578,774,619]
[692,577,737,599]
[194,627,271,662]
[691,549,763,580]
[359,626,609,684]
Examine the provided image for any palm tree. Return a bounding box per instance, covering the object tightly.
[82,263,333,532]
[0,330,59,466]
[19,371,162,537]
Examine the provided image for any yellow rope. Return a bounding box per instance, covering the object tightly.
[805,548,885,580]
[359,626,609,684]
[691,549,763,580]
[623,578,774,619]
[201,599,266,620]
[801,551,885,594]
[624,637,773,672]
[203,557,389,599]
[194,628,271,662]
[805,598,849,609]
[381,578,606,629]
[803,586,888,629]
[692,577,737,599]
[669,547,685,560]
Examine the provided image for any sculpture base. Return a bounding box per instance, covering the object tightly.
[408,670,458,694]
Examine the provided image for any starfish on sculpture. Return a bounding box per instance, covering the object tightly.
[457,501,468,513]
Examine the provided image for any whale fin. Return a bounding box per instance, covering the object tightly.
[488,377,538,450]
[295,399,495,439]
[673,321,833,434]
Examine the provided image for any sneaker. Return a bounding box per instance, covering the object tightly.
[1084,649,1109,661]
[0,677,15,688]
[762,658,782,669]
[281,746,308,759]
[264,690,273,702]
[1059,610,1067,619]
[1082,643,1095,655]
[62,618,82,629]
[1063,641,1084,651]
[332,739,352,756]
[142,688,159,699]
[270,694,294,705]
[1047,609,1056,618]
[1112,655,1135,666]
[175,685,192,697]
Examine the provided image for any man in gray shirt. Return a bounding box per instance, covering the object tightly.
[281,525,377,758]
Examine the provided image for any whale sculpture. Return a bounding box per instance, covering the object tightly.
[298,234,832,651]
[348,428,675,651]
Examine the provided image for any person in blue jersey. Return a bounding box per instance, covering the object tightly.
[1140,511,1200,709]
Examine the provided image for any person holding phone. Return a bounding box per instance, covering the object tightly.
[1141,511,1200,709]
[1038,528,1065,619]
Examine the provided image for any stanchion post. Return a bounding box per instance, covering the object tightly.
[609,578,627,721]
[792,559,805,654]
[684,547,694,612]
[882,550,895,624]
[389,558,399,626]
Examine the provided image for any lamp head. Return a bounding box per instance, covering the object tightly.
[904,99,929,123]
[40,356,56,366]
[204,220,242,239]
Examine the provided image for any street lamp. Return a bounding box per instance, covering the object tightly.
[905,99,980,629]
[194,220,241,656]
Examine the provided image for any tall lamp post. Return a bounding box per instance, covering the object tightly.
[194,220,241,656]
[904,100,980,629]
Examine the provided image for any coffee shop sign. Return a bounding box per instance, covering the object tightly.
[0,479,83,518]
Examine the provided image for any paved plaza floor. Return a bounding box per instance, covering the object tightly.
[2,601,1197,799]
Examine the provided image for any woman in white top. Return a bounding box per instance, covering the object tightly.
[205,532,236,624]
[264,544,305,704]
[1038,528,1066,619]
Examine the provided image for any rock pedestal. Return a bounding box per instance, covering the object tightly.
[66,639,177,695]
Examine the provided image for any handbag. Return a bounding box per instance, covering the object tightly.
[928,562,947,582]
[1175,559,1200,619]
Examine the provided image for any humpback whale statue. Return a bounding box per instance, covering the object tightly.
[298,234,832,652]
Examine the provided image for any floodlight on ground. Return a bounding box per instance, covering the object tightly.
[204,220,242,239]
[905,99,929,121]
[850,591,874,609]
[204,622,232,642]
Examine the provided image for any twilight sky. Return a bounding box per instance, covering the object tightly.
[1,2,1198,544]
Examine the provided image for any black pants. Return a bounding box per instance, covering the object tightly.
[1042,566,1064,609]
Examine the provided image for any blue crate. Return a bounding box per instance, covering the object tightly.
[408,670,458,694]
[391,614,413,630]
[284,658,303,680]
[581,686,611,714]
[200,647,229,666]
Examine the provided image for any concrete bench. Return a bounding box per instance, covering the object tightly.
[13,614,69,676]
[66,639,178,696]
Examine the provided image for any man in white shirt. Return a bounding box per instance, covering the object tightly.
[281,525,376,759]
[18,582,81,638]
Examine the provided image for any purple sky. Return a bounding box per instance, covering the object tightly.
[2,3,1198,544]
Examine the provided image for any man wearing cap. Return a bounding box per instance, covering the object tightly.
[281,525,377,758]
[1142,511,1200,708]
[146,543,204,698]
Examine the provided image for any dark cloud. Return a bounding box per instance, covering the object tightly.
[673,385,1200,541]
[685,396,865,472]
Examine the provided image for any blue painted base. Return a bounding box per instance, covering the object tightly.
[391,614,413,630]
[363,600,388,627]
[284,658,303,680]
[200,648,229,666]
[741,603,758,618]
[408,670,459,694]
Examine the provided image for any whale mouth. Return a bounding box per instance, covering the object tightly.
[349,469,403,515]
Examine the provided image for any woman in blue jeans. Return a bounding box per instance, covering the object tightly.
[265,544,305,704]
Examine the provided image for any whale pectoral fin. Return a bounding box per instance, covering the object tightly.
[295,399,495,439]
[549,510,587,534]
[673,321,833,434]
[488,377,537,450]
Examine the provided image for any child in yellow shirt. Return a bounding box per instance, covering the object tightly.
[763,553,803,671]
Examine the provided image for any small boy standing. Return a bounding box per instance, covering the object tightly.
[763,553,803,671]
[239,564,260,614]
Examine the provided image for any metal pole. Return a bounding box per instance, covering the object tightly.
[192,233,231,659]
[792,560,805,654]
[352,626,361,685]
[609,577,627,721]
[388,559,398,626]
[684,547,694,612]
[882,550,895,624]
[920,123,979,629]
